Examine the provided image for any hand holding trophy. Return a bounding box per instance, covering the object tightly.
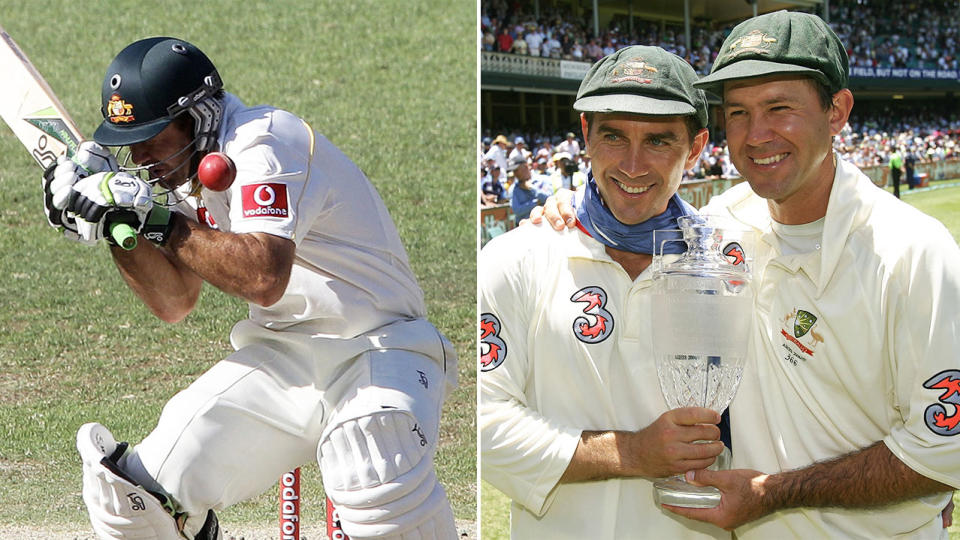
[651,215,754,508]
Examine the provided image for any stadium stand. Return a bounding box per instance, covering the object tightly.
[480,0,959,73]
[480,0,960,244]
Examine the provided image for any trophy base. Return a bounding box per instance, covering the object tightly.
[653,476,721,508]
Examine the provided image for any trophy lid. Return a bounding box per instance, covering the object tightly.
[654,215,752,284]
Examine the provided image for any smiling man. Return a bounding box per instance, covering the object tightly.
[660,11,960,538]
[479,46,729,539]
[527,12,960,538]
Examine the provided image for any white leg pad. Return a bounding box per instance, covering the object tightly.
[319,411,456,539]
[77,423,185,540]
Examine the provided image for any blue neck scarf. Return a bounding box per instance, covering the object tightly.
[575,173,696,254]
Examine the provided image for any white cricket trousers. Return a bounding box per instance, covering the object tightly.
[123,317,457,522]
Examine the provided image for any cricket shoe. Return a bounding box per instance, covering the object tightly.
[76,423,222,540]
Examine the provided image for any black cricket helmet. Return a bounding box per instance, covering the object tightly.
[93,37,223,153]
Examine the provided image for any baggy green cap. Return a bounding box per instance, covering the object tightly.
[694,11,848,96]
[574,45,708,128]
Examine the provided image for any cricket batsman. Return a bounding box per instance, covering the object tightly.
[42,37,458,539]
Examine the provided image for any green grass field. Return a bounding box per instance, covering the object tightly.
[0,0,475,537]
[480,182,960,539]
[900,181,960,243]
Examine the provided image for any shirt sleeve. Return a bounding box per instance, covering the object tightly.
[225,110,314,242]
[479,233,582,516]
[884,223,960,489]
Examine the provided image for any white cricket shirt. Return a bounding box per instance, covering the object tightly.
[480,224,729,539]
[702,156,960,538]
[174,93,426,338]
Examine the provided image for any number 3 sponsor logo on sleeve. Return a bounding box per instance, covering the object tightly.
[480,313,507,372]
[923,370,960,436]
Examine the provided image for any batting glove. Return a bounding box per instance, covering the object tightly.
[51,142,118,209]
[41,162,84,243]
[41,142,118,244]
[70,172,173,246]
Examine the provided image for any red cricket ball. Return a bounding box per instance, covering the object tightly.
[197,152,237,191]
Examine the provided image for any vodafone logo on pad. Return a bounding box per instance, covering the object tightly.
[241,183,289,218]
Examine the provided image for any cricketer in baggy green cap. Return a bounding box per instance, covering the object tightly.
[574,45,709,128]
[694,10,849,97]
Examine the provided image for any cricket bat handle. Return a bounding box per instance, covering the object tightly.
[109,221,137,250]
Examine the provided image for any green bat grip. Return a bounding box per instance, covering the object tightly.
[110,222,137,250]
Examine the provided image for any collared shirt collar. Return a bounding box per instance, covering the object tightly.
[721,155,876,296]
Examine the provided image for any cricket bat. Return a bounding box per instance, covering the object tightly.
[0,24,136,249]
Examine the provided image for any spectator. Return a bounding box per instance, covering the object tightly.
[509,136,530,162]
[534,139,554,162]
[543,33,562,58]
[482,27,496,51]
[484,134,510,174]
[550,152,586,193]
[577,151,591,175]
[531,156,553,186]
[481,135,492,155]
[585,39,603,62]
[555,131,580,157]
[497,26,513,53]
[570,40,584,60]
[481,165,508,206]
[511,33,529,55]
[526,25,543,57]
[507,154,552,223]
[905,147,918,189]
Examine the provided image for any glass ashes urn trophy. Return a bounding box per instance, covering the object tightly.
[650,215,754,508]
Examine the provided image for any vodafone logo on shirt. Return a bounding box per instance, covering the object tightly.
[241,183,289,218]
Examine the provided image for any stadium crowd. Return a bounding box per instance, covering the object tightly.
[837,102,960,168]
[481,100,960,208]
[480,133,589,221]
[481,0,959,73]
[481,0,727,75]
[481,1,960,210]
[831,1,959,70]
